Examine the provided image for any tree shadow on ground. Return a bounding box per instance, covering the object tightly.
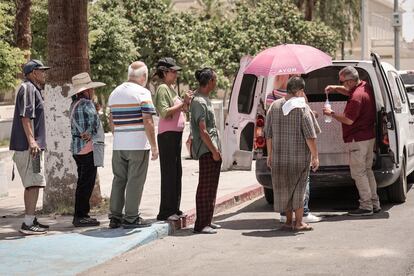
[80,227,142,238]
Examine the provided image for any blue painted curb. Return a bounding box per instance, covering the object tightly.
[0,222,170,276]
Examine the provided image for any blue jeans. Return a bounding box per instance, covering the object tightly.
[281,176,310,217]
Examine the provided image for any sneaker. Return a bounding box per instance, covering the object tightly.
[19,223,47,235]
[373,207,382,213]
[210,223,222,229]
[348,208,373,217]
[109,218,122,229]
[167,214,180,221]
[194,226,217,234]
[73,217,100,227]
[122,217,151,229]
[303,213,322,223]
[33,217,49,229]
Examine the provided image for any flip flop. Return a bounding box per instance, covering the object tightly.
[293,224,313,232]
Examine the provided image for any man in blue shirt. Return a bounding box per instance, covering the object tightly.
[10,59,50,235]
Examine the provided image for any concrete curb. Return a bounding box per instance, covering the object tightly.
[172,184,264,230]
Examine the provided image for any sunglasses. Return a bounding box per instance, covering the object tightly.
[339,78,353,85]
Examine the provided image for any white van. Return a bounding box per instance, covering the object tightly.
[222,53,414,204]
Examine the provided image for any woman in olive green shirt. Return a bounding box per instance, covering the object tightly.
[153,57,191,221]
[190,68,222,234]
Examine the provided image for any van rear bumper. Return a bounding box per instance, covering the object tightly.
[255,156,399,189]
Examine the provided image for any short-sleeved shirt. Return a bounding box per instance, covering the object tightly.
[108,82,156,150]
[190,92,221,159]
[266,89,287,109]
[154,84,177,118]
[342,81,376,143]
[70,98,99,154]
[10,80,46,151]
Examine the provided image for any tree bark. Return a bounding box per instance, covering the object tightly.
[43,0,101,212]
[304,0,316,21]
[15,0,32,52]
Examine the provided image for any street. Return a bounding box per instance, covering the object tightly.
[83,185,414,276]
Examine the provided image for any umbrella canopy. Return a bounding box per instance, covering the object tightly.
[244,44,332,77]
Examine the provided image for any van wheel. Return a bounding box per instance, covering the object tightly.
[264,188,274,205]
[387,156,407,203]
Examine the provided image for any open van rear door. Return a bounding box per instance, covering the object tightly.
[222,56,263,171]
[371,52,399,165]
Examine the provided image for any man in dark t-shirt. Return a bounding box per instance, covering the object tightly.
[10,59,50,235]
[323,66,380,217]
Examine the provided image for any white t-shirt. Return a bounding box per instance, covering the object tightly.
[108,82,156,150]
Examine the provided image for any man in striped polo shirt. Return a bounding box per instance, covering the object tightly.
[107,61,158,229]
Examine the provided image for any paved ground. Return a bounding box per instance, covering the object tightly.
[0,124,257,236]
[83,185,414,276]
[0,122,260,275]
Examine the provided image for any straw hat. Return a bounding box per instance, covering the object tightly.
[68,72,106,97]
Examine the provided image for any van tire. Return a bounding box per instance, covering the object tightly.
[387,156,407,203]
[264,188,274,205]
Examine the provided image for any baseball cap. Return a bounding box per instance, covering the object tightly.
[23,59,51,75]
[156,57,182,71]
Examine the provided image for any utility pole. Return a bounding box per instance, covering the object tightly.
[393,0,401,70]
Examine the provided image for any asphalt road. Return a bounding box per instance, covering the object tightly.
[83,185,414,276]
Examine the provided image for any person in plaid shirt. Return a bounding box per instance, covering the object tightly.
[69,72,105,227]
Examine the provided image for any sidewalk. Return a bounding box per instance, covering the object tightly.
[0,126,262,275]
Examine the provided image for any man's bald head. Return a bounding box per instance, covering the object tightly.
[128,61,148,86]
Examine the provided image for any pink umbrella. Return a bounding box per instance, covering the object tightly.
[244,44,332,76]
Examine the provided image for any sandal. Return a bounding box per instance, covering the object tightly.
[280,224,293,231]
[293,224,313,232]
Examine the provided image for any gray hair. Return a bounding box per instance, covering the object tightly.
[339,66,359,81]
[286,76,305,94]
[128,64,148,79]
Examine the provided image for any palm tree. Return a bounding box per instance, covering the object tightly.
[196,0,223,19]
[43,0,101,211]
[15,0,32,56]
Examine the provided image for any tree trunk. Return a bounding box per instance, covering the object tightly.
[15,0,32,81]
[304,0,315,21]
[15,0,32,53]
[43,0,101,212]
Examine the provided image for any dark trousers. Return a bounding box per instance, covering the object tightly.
[157,131,183,220]
[194,153,221,232]
[73,152,97,218]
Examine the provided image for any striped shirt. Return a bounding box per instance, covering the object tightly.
[108,82,156,150]
[265,89,287,109]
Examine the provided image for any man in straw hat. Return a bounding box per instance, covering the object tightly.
[10,59,50,235]
[107,61,158,229]
[69,72,105,227]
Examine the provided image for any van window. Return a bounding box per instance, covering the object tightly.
[237,74,257,114]
[395,76,406,103]
[388,72,403,111]
[303,66,372,102]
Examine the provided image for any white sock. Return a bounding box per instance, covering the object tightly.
[24,215,35,226]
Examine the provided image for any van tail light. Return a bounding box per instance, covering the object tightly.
[380,112,390,152]
[382,134,389,145]
[254,115,266,149]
